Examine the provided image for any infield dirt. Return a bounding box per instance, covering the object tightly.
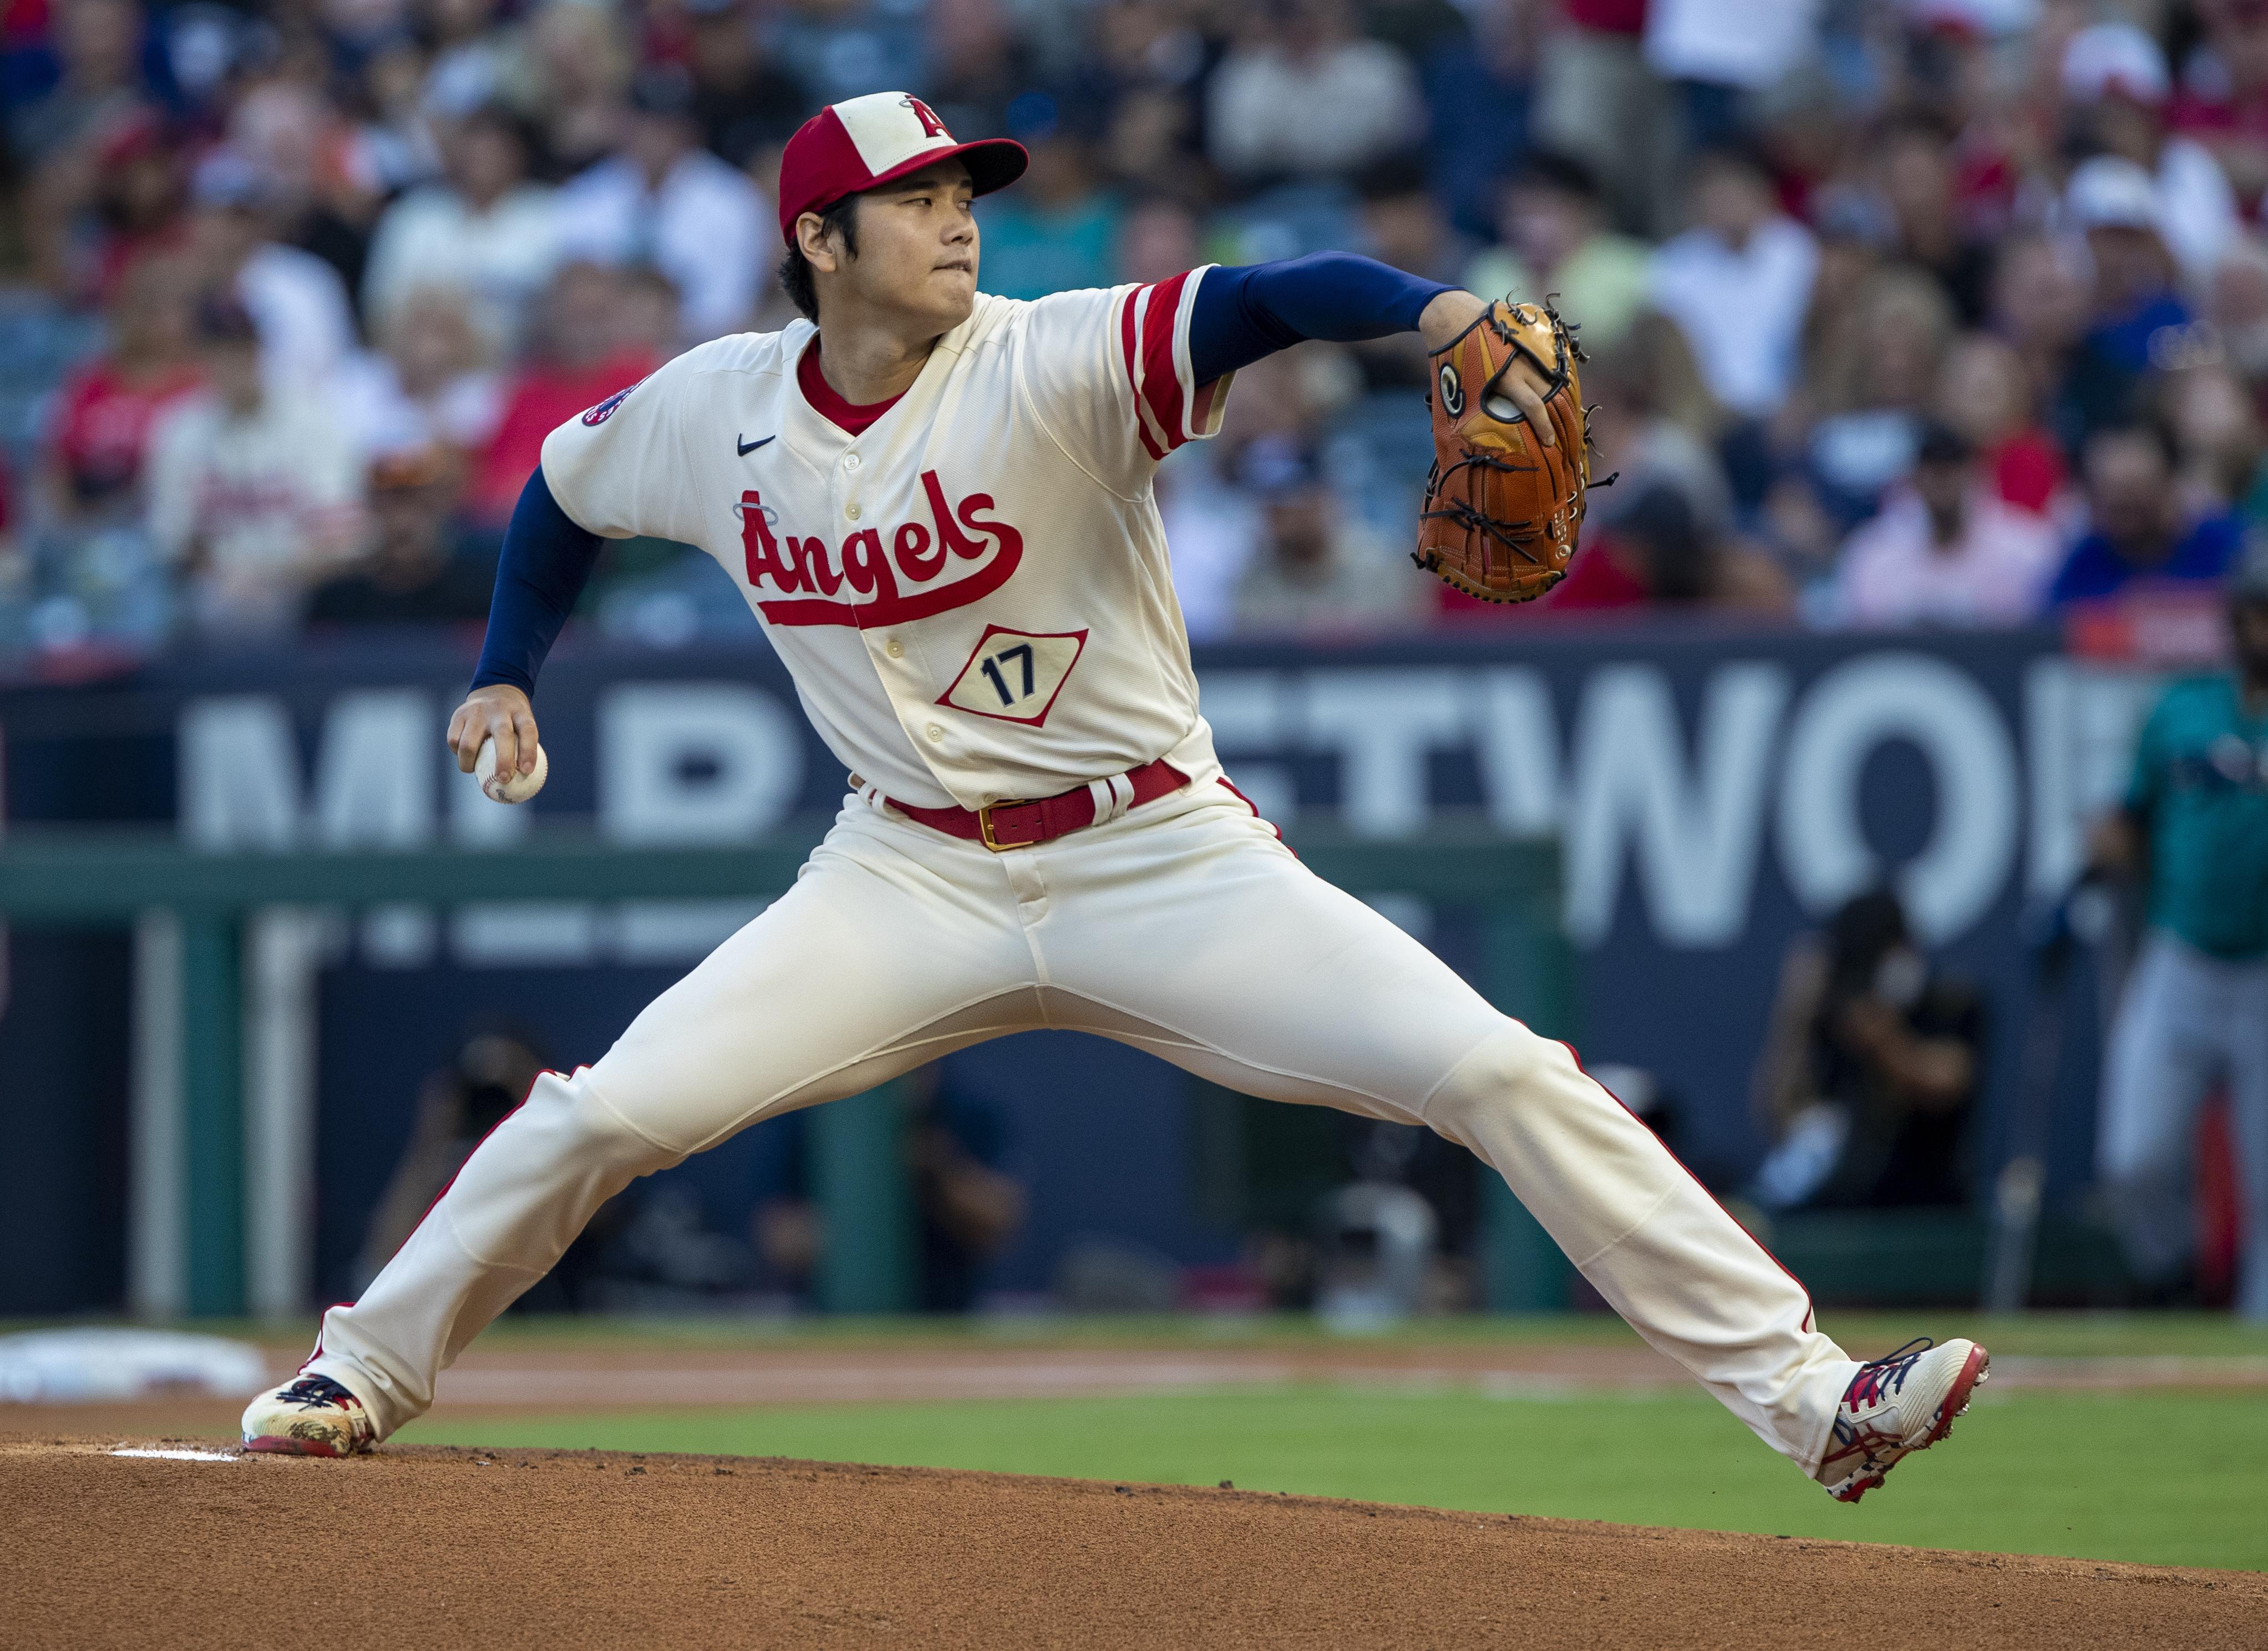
[4,1436,2262,1649]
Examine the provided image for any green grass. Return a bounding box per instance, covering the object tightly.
[399,1381,2268,1574]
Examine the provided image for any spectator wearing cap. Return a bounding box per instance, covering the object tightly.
[1833,423,2062,628]
[1206,0,1424,186]
[554,64,769,343]
[2061,22,2241,283]
[85,114,191,305]
[145,298,364,638]
[185,150,358,402]
[1648,140,1818,423]
[2048,422,2244,607]
[971,93,1119,302]
[1463,150,1651,356]
[361,106,562,356]
[308,445,498,626]
[1231,436,1424,637]
[2088,540,2268,1319]
[2059,156,2194,439]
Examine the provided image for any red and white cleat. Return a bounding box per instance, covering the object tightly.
[241,1374,377,1457]
[1817,1337,1989,1503]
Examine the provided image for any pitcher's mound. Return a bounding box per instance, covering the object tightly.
[2,1437,2258,1649]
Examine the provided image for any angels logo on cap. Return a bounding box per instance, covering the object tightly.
[777,91,1029,245]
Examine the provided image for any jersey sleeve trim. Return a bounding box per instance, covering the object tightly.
[1117,267,1230,460]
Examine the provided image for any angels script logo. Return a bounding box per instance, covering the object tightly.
[737,471,1024,628]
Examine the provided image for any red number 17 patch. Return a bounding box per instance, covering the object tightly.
[937,624,1088,726]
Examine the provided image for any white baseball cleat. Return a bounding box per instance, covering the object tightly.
[241,1374,377,1457]
[1816,1337,1989,1503]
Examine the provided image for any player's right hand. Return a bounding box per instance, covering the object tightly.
[449,684,539,776]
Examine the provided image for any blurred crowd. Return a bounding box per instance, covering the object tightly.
[6,0,2268,665]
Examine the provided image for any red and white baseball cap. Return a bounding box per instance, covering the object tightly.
[777,92,1028,246]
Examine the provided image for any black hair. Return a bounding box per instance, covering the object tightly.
[777,194,862,323]
[1510,148,1603,205]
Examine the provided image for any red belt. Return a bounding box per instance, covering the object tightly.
[869,758,1189,851]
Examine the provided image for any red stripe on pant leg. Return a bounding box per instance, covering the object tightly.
[1559,1043,1820,1334]
[1219,776,1293,856]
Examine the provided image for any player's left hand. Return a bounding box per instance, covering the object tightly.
[1418,291,1556,444]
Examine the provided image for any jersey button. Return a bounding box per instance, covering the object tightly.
[845,502,861,520]
[925,724,944,742]
[843,453,861,471]
[886,640,904,658]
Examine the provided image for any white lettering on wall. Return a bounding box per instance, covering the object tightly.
[598,683,803,844]
[1777,652,2017,942]
[1564,663,1790,947]
[1303,668,1467,837]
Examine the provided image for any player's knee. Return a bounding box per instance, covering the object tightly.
[514,1068,678,1180]
[1423,1020,1571,1135]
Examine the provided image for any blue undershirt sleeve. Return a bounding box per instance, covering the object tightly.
[470,465,605,697]
[1186,253,1457,387]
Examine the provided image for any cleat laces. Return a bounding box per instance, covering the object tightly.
[1845,1338,1932,1411]
[277,1375,359,1410]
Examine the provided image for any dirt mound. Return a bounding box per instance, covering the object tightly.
[3,1436,2259,1649]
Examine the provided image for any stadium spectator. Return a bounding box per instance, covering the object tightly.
[82,112,190,304]
[469,261,665,522]
[2089,544,2268,1319]
[1231,436,1423,637]
[1833,423,2062,629]
[972,94,1119,302]
[512,0,637,180]
[553,64,768,343]
[1536,480,1790,616]
[360,105,562,354]
[1748,889,1983,1213]
[2169,0,2268,215]
[2059,22,2241,283]
[6,0,153,169]
[1874,117,1995,327]
[145,297,363,638]
[2159,363,2268,526]
[1114,195,1203,287]
[1933,333,2068,517]
[681,0,808,170]
[308,445,497,626]
[1206,0,1423,185]
[1802,266,1956,526]
[329,284,505,465]
[2048,423,2244,606]
[2061,156,2194,439]
[1464,149,1651,355]
[1648,139,1819,421]
[1530,0,1671,236]
[183,151,357,402]
[38,253,200,522]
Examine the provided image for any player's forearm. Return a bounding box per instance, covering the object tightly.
[1186,253,1458,383]
[470,465,605,698]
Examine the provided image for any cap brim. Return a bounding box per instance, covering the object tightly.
[865,136,1028,202]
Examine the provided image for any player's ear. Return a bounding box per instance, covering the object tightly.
[796,212,841,275]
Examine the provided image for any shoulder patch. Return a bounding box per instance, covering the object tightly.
[581,377,648,426]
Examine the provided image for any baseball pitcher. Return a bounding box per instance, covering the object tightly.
[245,92,1988,1501]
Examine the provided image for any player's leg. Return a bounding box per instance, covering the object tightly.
[2095,933,2223,1298]
[284,807,1039,1444]
[2214,956,2268,1321]
[1028,785,1856,1477]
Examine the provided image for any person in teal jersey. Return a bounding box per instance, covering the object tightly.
[2091,542,2268,1318]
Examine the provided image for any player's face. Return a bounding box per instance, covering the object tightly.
[841,160,980,332]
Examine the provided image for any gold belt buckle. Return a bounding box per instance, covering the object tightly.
[977,801,1032,852]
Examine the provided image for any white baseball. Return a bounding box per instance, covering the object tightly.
[475,737,548,804]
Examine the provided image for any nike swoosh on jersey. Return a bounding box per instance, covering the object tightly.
[737,434,775,456]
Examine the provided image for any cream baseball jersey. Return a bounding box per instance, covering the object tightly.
[539,276,1233,810]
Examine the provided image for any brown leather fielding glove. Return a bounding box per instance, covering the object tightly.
[1414,298,1593,603]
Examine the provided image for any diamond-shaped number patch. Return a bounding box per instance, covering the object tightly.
[938,624,1089,725]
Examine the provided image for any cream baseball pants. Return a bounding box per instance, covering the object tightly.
[309,780,1859,1471]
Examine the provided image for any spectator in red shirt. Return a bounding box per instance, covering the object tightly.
[40,252,202,522]
[469,261,672,524]
[1935,333,2068,517]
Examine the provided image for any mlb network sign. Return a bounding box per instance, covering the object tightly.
[157,628,2150,956]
